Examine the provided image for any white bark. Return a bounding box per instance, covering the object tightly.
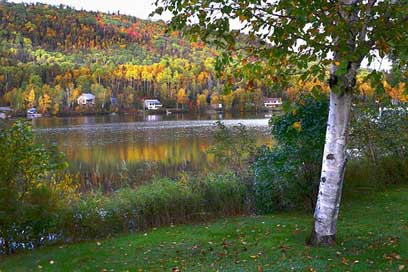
[309,0,365,246]
[311,88,353,244]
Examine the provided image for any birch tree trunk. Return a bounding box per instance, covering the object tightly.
[309,87,353,246]
[309,0,362,246]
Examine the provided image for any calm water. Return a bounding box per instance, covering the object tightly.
[31,113,272,191]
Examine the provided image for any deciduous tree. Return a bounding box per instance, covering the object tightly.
[154,0,408,246]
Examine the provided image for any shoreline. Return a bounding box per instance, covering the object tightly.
[4,107,282,120]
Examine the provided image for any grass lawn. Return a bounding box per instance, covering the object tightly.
[1,186,407,271]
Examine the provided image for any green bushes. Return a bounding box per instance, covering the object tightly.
[254,100,408,214]
[254,96,329,213]
[1,170,246,253]
[64,174,246,242]
[0,121,72,254]
[346,105,408,188]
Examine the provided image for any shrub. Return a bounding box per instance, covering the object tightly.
[60,173,246,245]
[199,172,246,216]
[254,95,329,213]
[346,105,408,188]
[207,121,258,212]
[0,121,72,254]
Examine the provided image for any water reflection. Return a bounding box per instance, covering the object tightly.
[32,113,272,191]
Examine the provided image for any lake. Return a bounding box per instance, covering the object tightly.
[31,113,272,191]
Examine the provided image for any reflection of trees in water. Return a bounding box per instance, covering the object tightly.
[67,133,211,167]
[33,116,272,192]
[75,161,195,193]
[62,134,214,192]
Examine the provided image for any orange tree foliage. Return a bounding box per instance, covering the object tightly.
[0,2,286,114]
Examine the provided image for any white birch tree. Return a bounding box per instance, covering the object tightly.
[154,0,408,246]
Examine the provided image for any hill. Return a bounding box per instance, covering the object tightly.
[0,2,273,115]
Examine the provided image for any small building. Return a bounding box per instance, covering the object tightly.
[26,107,42,119]
[77,93,96,105]
[110,97,118,105]
[264,97,282,108]
[0,107,12,119]
[211,103,223,110]
[144,99,162,110]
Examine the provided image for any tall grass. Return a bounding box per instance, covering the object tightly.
[1,172,246,254]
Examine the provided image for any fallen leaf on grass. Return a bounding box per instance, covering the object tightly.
[293,229,302,235]
[341,257,349,265]
[384,252,401,261]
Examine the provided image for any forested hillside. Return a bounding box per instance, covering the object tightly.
[0,1,278,114]
[1,2,405,115]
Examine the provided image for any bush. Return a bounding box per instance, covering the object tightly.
[0,121,72,254]
[254,99,408,214]
[346,105,408,188]
[207,121,258,212]
[199,172,246,216]
[254,95,329,213]
[65,173,246,241]
[0,122,247,255]
[207,121,257,177]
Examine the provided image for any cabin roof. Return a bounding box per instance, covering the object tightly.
[79,93,95,99]
[264,97,282,102]
[0,107,12,111]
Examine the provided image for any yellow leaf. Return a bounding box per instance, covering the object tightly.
[293,121,301,130]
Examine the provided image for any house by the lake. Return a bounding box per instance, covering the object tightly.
[0,106,12,119]
[27,107,42,119]
[77,93,96,105]
[211,103,223,110]
[264,97,283,108]
[144,99,163,110]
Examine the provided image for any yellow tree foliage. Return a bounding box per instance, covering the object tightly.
[286,79,329,101]
[358,82,375,97]
[177,88,188,105]
[253,88,263,104]
[38,93,51,113]
[384,81,407,103]
[52,103,60,115]
[70,88,80,106]
[197,71,209,84]
[234,87,249,112]
[210,92,221,105]
[25,88,36,108]
[196,93,207,110]
[222,93,234,111]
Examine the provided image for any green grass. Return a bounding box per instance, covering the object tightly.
[1,186,407,272]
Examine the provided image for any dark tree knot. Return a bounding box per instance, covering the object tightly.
[329,74,338,88]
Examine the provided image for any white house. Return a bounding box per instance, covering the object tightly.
[26,107,42,118]
[77,93,96,105]
[264,97,282,108]
[0,107,12,119]
[144,99,163,110]
[211,103,223,110]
